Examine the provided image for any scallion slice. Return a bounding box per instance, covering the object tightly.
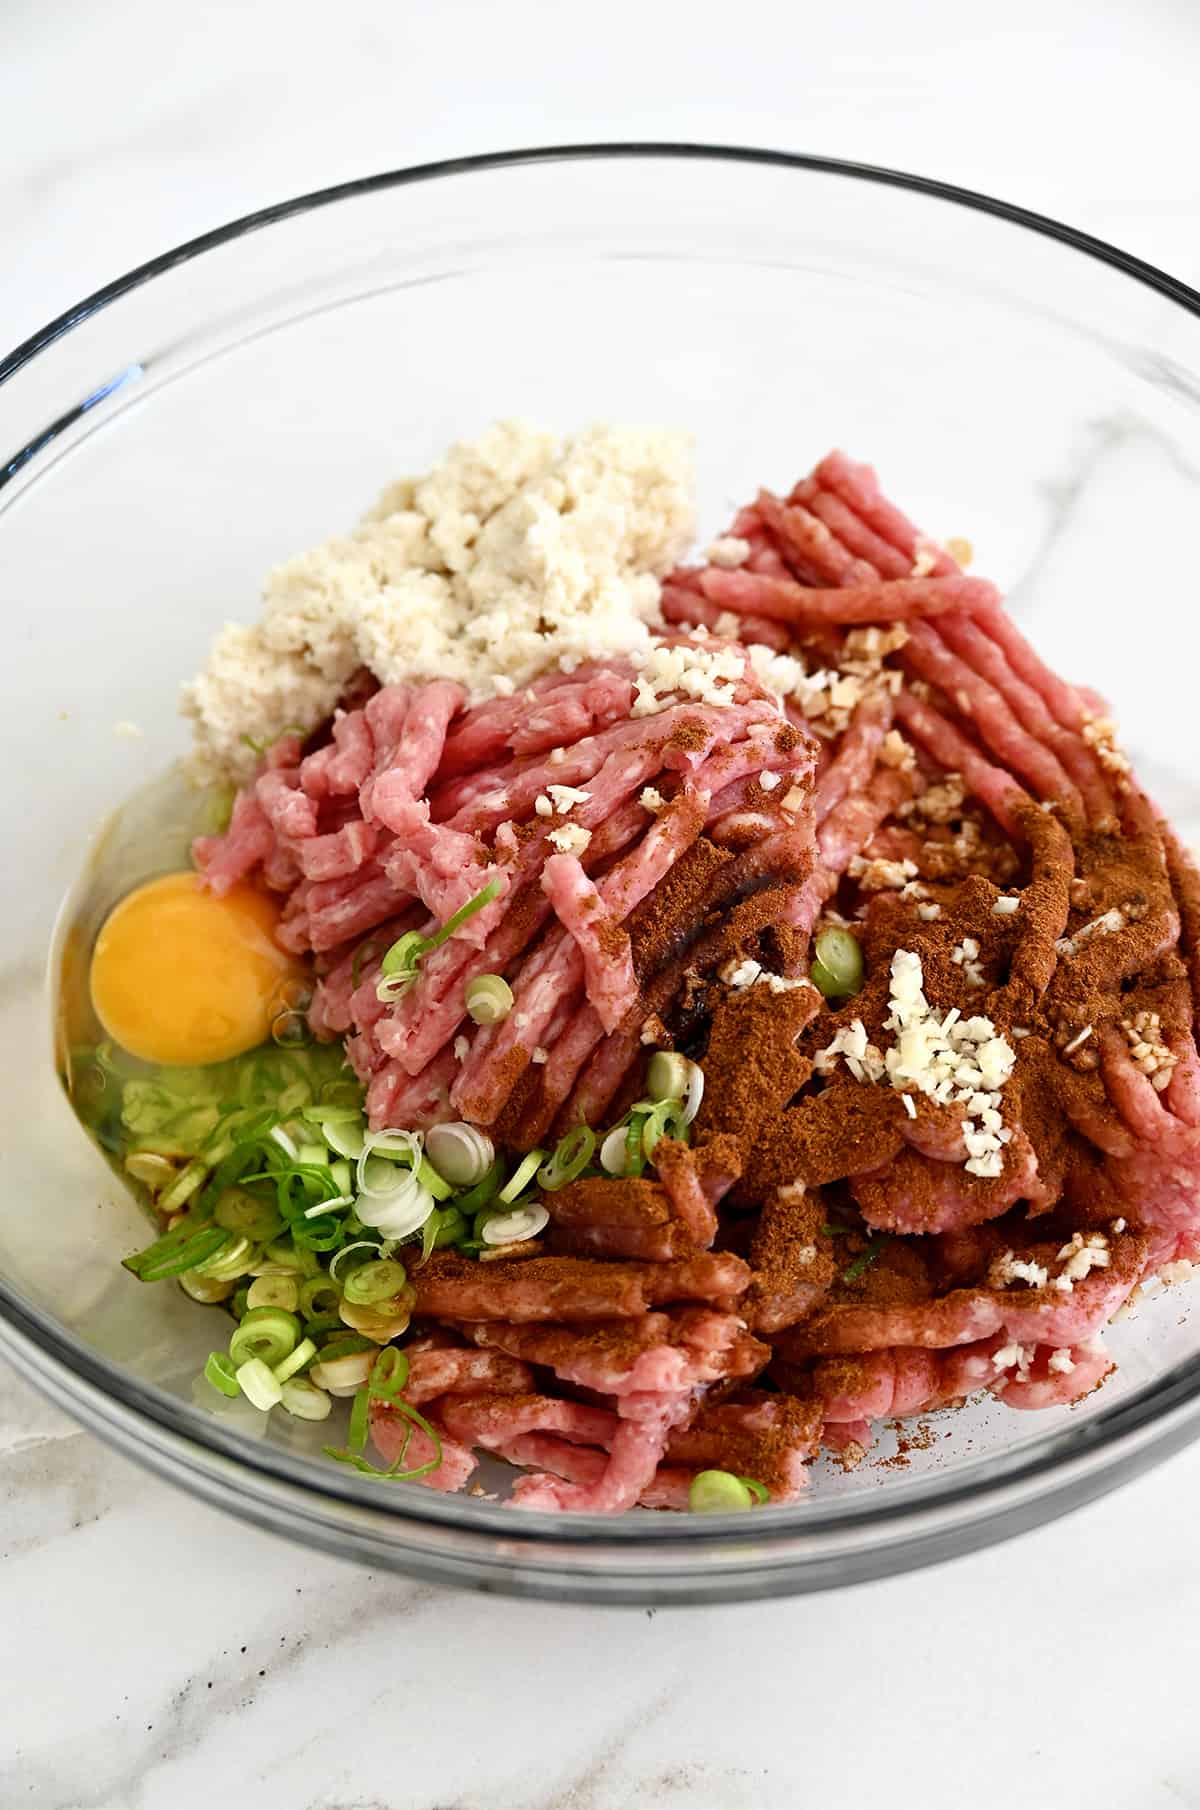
[347,1384,371,1454]
[373,880,503,1002]
[688,1470,756,1513]
[537,1125,596,1191]
[341,1258,408,1307]
[280,1378,332,1421]
[204,1352,240,1399]
[179,1270,236,1305]
[842,1236,889,1283]
[123,1220,230,1283]
[247,1274,299,1313]
[599,1124,632,1176]
[498,1149,546,1204]
[272,1337,317,1384]
[647,1050,690,1101]
[425,1122,495,1189]
[464,973,514,1025]
[453,1157,505,1217]
[229,1306,301,1369]
[236,1357,283,1411]
[480,1203,550,1246]
[810,926,865,1001]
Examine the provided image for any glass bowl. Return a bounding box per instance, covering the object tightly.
[4,145,1200,1605]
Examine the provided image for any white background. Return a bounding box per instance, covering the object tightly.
[4,3,1200,1806]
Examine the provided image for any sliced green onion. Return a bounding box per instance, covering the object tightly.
[124,1150,177,1192]
[354,1144,435,1239]
[374,881,503,1002]
[842,1236,889,1283]
[271,1010,312,1050]
[272,1337,317,1384]
[324,1394,443,1481]
[464,973,514,1025]
[380,931,428,979]
[193,1233,257,1281]
[179,1271,236,1304]
[425,1122,495,1188]
[123,1221,230,1283]
[357,1129,421,1193]
[481,1203,550,1246]
[416,1207,441,1266]
[291,1213,346,1254]
[328,1240,384,1285]
[301,1311,344,1340]
[320,1075,364,1109]
[348,1384,371,1453]
[247,1274,299,1312]
[254,1238,319,1278]
[302,1195,353,1219]
[453,1157,505,1217]
[640,1100,676,1162]
[738,1477,770,1505]
[811,926,865,1001]
[310,1348,375,1396]
[356,1154,411,1197]
[498,1149,546,1205]
[688,1470,756,1513]
[301,1103,362,1127]
[647,1050,690,1101]
[299,1277,342,1320]
[599,1124,632,1176]
[314,1333,376,1364]
[269,1125,299,1161]
[370,1348,411,1400]
[416,1158,453,1201]
[280,1378,332,1421]
[342,1258,409,1307]
[229,1306,301,1369]
[426,1205,466,1252]
[236,1356,282,1411]
[538,1125,595,1191]
[204,1352,240,1398]
[680,1060,705,1126]
[157,1157,210,1216]
[213,1186,284,1243]
[324,1117,366,1160]
[624,1116,646,1178]
[429,878,502,944]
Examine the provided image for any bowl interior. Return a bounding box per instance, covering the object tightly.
[3,150,1200,1577]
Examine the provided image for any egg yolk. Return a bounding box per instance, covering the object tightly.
[89,872,303,1067]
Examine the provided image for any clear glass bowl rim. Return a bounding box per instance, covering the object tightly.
[5,141,1200,1589]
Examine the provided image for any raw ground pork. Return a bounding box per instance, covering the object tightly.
[195,446,1200,1509]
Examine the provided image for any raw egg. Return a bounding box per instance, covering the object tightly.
[89,871,304,1067]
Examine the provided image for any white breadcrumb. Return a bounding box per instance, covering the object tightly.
[183,421,696,781]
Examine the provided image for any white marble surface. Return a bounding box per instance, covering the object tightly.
[5,2,1200,1804]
